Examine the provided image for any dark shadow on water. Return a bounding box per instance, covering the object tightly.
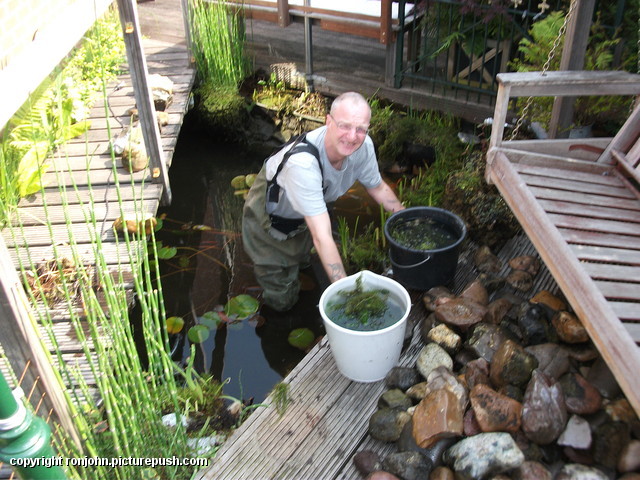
[155,112,325,403]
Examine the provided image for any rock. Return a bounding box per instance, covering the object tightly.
[564,343,599,363]
[530,290,567,311]
[405,382,429,401]
[385,367,421,392]
[473,245,502,273]
[427,324,462,353]
[465,323,509,362]
[524,343,570,380]
[378,389,413,411]
[429,465,456,480]
[586,357,622,399]
[557,414,592,449]
[483,298,513,324]
[464,357,490,390]
[521,370,567,444]
[463,409,482,436]
[353,450,382,476]
[509,255,540,276]
[422,437,457,468]
[368,408,412,442]
[434,298,488,330]
[620,475,640,480]
[512,460,552,480]
[559,372,602,415]
[517,303,551,345]
[459,280,489,305]
[555,463,608,480]
[443,432,525,479]
[149,73,174,110]
[592,421,630,469]
[490,339,538,388]
[552,311,589,343]
[497,383,524,402]
[366,471,402,480]
[618,439,640,473]
[382,451,432,480]
[506,269,534,292]
[604,398,640,436]
[470,383,522,433]
[416,343,453,380]
[422,287,455,312]
[426,366,468,411]
[121,138,149,172]
[412,389,463,448]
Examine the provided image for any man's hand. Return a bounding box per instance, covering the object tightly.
[305,212,346,282]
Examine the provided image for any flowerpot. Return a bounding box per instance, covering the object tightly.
[319,271,411,382]
[384,206,466,291]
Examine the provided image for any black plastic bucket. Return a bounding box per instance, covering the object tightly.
[384,206,467,291]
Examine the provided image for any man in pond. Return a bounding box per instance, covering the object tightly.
[242,91,404,312]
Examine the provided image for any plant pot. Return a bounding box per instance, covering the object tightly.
[319,271,411,382]
[384,206,466,291]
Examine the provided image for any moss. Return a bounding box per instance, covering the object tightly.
[194,81,248,140]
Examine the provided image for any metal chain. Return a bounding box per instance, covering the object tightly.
[510,0,578,139]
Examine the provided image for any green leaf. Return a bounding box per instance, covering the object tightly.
[224,294,259,319]
[178,255,190,269]
[288,328,315,350]
[200,311,223,329]
[188,324,210,344]
[166,316,185,334]
[157,245,177,259]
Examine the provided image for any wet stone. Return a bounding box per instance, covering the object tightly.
[382,451,432,480]
[463,408,482,436]
[483,297,513,324]
[470,383,523,433]
[506,269,534,292]
[524,343,570,380]
[555,463,608,480]
[473,245,502,273]
[513,460,552,480]
[369,408,412,442]
[366,471,402,480]
[459,280,489,305]
[443,432,525,480]
[420,313,439,343]
[429,465,456,480]
[434,298,488,330]
[530,290,567,311]
[497,383,524,402]
[353,450,382,476]
[552,311,589,344]
[385,367,421,392]
[378,388,413,411]
[559,372,602,415]
[592,420,630,469]
[557,414,592,450]
[405,381,429,402]
[464,357,490,390]
[586,357,622,399]
[490,339,538,388]
[517,303,552,345]
[465,322,509,362]
[416,343,453,380]
[412,389,463,449]
[509,255,540,276]
[618,439,640,473]
[521,370,567,445]
[422,287,455,312]
[605,398,640,436]
[564,343,599,363]
[426,366,468,412]
[427,324,462,353]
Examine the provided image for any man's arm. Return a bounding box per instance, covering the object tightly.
[304,211,346,283]
[366,181,405,213]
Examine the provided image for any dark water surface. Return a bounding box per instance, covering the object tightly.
[156,114,325,403]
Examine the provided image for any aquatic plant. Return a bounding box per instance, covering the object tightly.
[327,274,390,326]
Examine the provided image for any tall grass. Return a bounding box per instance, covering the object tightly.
[188,0,251,87]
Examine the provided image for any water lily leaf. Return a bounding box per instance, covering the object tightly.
[154,217,163,231]
[200,311,222,329]
[230,175,247,189]
[224,294,259,319]
[191,224,213,231]
[288,328,315,350]
[187,324,210,344]
[166,316,184,334]
[233,189,248,196]
[178,255,190,269]
[157,245,177,259]
[245,173,258,187]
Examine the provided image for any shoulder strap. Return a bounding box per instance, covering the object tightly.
[269,134,325,194]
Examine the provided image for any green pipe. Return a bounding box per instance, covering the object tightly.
[0,372,67,479]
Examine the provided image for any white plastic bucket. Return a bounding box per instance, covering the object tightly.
[319,270,412,382]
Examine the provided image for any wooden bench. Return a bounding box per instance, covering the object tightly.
[485,70,640,414]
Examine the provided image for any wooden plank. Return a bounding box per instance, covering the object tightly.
[582,263,640,283]
[502,138,611,161]
[570,245,640,265]
[4,223,119,248]
[560,228,640,250]
[522,173,635,199]
[549,213,640,237]
[515,163,623,187]
[614,303,640,321]
[623,322,640,342]
[530,186,640,211]
[595,281,640,302]
[488,151,640,415]
[539,199,640,223]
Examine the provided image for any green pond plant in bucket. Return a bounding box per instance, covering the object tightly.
[319,270,411,382]
[384,206,467,291]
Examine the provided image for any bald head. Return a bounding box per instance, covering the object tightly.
[330,92,371,119]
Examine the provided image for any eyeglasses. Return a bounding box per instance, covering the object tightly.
[329,114,369,136]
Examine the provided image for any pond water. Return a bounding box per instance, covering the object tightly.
[156,113,330,403]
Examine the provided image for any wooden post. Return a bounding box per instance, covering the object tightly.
[0,235,81,448]
[116,0,172,205]
[277,0,291,27]
[548,0,596,138]
[380,0,391,45]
